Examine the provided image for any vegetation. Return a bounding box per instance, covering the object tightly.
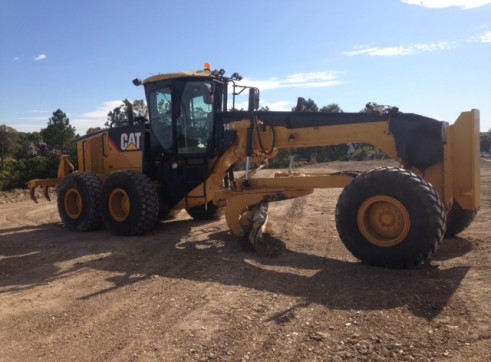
[106,99,147,128]
[1,100,490,192]
[481,131,491,154]
[0,125,18,169]
[0,109,76,191]
[40,110,76,155]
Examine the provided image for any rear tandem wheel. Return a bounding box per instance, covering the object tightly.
[335,167,446,268]
[101,171,159,235]
[57,172,103,232]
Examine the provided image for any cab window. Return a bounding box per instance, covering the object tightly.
[150,87,173,151]
[177,82,213,154]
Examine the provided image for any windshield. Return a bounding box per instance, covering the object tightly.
[176,81,213,154]
[148,80,214,155]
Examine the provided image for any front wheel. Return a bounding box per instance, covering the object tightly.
[444,201,477,238]
[101,171,159,235]
[335,167,446,268]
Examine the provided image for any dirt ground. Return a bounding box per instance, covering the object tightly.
[1,160,490,361]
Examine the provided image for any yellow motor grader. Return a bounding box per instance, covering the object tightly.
[28,64,480,268]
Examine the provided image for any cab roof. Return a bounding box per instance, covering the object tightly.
[143,69,214,84]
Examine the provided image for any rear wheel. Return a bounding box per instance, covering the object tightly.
[444,201,477,238]
[101,171,159,235]
[57,173,103,231]
[335,167,446,268]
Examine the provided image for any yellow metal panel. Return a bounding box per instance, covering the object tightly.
[449,110,480,211]
[243,121,400,162]
[247,173,353,190]
[422,162,446,208]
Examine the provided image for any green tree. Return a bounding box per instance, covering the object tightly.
[41,109,76,154]
[0,125,18,169]
[105,99,147,127]
[133,99,148,118]
[481,132,491,153]
[1,155,59,190]
[292,98,318,112]
[86,127,102,135]
[320,103,343,113]
[14,132,42,159]
[106,104,127,127]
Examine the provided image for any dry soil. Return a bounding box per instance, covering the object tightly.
[1,160,490,361]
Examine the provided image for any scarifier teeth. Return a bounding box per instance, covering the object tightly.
[43,186,51,201]
[30,187,38,203]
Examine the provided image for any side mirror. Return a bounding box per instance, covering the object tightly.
[249,88,260,111]
[203,84,213,105]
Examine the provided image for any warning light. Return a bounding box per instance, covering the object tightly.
[204,63,211,71]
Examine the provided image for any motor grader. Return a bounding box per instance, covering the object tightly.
[28,64,480,268]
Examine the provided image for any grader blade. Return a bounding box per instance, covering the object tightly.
[219,187,313,251]
[247,202,269,249]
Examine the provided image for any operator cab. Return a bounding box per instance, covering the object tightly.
[145,77,218,159]
[138,67,226,208]
[135,65,255,209]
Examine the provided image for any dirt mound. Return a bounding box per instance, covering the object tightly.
[0,188,57,204]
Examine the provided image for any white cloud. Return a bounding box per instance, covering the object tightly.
[262,100,292,111]
[34,54,47,61]
[240,72,341,91]
[8,102,120,133]
[233,99,293,112]
[401,0,491,9]
[467,30,491,43]
[70,100,123,134]
[228,72,339,111]
[343,41,455,57]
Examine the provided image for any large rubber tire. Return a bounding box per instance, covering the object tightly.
[186,202,224,221]
[101,171,159,235]
[57,173,103,232]
[335,167,446,268]
[444,200,477,238]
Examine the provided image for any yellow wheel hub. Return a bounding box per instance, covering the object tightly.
[108,188,131,222]
[64,188,84,219]
[357,195,410,247]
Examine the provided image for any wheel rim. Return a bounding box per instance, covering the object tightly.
[357,195,410,247]
[64,188,83,219]
[108,188,131,222]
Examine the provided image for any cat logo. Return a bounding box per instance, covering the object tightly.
[120,132,142,151]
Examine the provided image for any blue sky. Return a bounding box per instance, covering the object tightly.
[1,0,490,134]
